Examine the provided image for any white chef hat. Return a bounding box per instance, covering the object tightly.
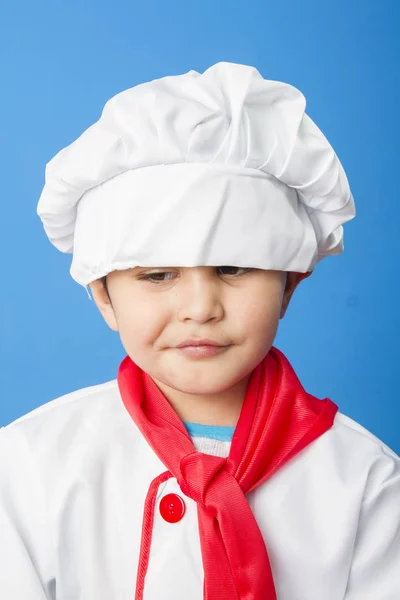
[36,61,355,298]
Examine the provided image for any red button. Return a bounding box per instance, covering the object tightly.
[159,493,186,523]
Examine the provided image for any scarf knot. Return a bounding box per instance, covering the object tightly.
[179,452,229,510]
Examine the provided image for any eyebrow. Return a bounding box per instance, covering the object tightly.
[133,266,182,271]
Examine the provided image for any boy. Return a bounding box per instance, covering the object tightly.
[1,62,399,599]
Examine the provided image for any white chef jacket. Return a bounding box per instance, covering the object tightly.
[1,378,399,599]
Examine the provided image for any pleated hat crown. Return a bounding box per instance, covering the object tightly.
[37,61,355,291]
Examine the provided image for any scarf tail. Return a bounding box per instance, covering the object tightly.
[198,476,277,600]
[198,504,240,600]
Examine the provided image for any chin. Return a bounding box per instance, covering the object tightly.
[168,369,242,393]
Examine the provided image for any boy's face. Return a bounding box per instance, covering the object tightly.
[89,267,310,423]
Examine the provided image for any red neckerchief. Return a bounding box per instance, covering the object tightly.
[117,345,338,599]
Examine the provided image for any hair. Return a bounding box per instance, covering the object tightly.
[100,275,110,301]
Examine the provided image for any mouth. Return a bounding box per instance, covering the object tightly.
[176,338,225,348]
[176,345,229,358]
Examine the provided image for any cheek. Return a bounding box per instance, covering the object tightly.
[238,287,283,335]
[115,295,167,347]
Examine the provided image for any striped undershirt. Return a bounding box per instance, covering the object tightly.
[182,421,234,458]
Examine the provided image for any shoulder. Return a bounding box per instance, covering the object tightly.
[333,411,399,460]
[326,411,400,494]
[2,378,120,429]
[281,408,400,499]
[0,378,131,462]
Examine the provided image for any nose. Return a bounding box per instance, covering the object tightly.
[176,274,224,323]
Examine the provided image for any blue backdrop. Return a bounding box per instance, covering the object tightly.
[1,1,399,454]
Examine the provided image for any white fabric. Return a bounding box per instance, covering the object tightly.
[36,62,356,290]
[189,435,231,457]
[1,379,399,599]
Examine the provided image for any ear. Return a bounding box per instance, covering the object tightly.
[280,271,312,319]
[89,279,119,332]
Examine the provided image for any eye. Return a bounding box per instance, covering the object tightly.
[218,266,250,276]
[138,267,251,284]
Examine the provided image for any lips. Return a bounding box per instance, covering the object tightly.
[176,338,224,348]
[177,344,228,358]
